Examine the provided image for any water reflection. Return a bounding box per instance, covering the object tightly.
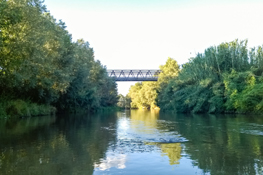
[147,142,182,165]
[1,111,263,174]
[129,110,159,134]
[94,110,188,174]
[0,113,118,175]
[160,113,263,175]
[94,153,127,170]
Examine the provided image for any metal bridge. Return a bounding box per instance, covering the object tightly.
[107,69,161,81]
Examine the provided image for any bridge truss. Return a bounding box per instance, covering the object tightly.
[107,69,161,81]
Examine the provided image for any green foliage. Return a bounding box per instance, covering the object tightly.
[158,57,179,86]
[55,40,118,112]
[128,82,143,109]
[117,94,131,109]
[0,99,56,118]
[157,39,263,113]
[128,82,159,109]
[127,58,180,110]
[117,94,125,108]
[0,0,118,117]
[208,82,224,113]
[224,71,263,113]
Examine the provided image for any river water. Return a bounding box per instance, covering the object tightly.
[0,110,263,175]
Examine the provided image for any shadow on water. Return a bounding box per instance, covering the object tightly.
[0,112,119,175]
[159,112,263,175]
[1,111,263,174]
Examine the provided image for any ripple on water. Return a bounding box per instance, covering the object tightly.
[240,129,263,136]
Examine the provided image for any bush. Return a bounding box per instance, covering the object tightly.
[0,99,56,118]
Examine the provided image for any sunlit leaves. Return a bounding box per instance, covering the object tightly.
[158,57,179,86]
[0,0,118,111]
[158,39,263,113]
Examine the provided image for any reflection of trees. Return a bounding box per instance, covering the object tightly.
[160,143,181,165]
[161,113,263,175]
[0,116,56,141]
[128,110,182,165]
[128,109,159,134]
[0,113,118,175]
[146,142,182,165]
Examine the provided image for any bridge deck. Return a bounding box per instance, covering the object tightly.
[107,69,161,81]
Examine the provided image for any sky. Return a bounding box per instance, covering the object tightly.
[44,0,263,95]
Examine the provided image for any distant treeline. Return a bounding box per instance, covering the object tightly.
[127,39,263,114]
[0,0,118,117]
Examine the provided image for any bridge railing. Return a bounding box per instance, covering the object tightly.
[107,69,161,81]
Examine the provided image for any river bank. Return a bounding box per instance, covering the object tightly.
[0,1,118,119]
[127,40,263,114]
[0,99,56,118]
[0,99,121,119]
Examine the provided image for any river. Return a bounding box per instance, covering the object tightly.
[0,110,263,175]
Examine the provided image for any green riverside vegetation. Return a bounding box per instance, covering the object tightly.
[127,57,179,110]
[128,40,263,114]
[0,0,118,118]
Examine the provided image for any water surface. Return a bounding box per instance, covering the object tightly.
[0,110,263,174]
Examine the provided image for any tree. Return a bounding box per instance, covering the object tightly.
[158,57,180,86]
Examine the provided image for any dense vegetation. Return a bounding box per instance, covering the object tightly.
[0,0,118,117]
[128,40,263,114]
[127,58,179,110]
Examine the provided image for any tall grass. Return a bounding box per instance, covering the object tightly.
[0,99,56,118]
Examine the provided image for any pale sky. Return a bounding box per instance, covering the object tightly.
[44,0,263,95]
